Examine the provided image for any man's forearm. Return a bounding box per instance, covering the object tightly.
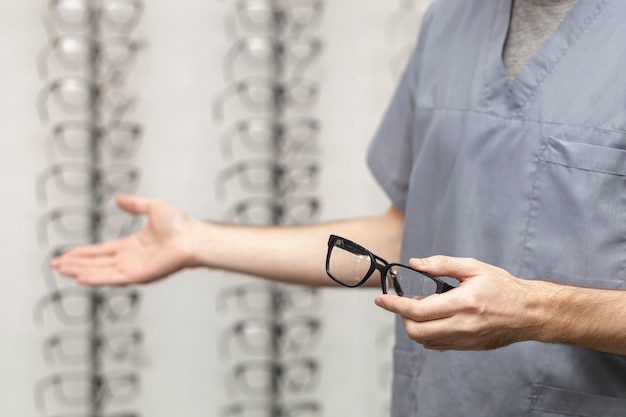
[187,205,405,287]
[538,282,626,356]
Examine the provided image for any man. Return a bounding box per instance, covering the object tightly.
[52,0,626,415]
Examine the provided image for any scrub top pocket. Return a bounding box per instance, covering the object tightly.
[522,137,626,288]
[529,384,626,417]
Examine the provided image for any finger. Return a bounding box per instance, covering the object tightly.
[409,255,484,281]
[76,267,128,286]
[375,293,454,322]
[58,241,118,259]
[116,194,151,215]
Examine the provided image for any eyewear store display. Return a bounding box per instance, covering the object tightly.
[25,1,432,417]
[214,0,325,416]
[35,1,144,417]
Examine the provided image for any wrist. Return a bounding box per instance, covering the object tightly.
[531,281,584,345]
[181,217,221,269]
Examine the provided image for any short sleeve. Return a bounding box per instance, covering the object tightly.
[366,48,419,213]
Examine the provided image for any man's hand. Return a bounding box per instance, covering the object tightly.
[374,256,548,351]
[50,194,199,286]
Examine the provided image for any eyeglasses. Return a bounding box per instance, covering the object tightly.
[38,76,135,123]
[37,204,139,246]
[325,235,455,298]
[219,117,320,160]
[212,77,319,121]
[47,0,144,34]
[227,358,319,398]
[38,34,142,80]
[230,0,324,37]
[221,400,321,417]
[35,370,140,410]
[224,195,320,226]
[216,158,319,198]
[34,287,141,326]
[37,161,140,204]
[217,284,321,316]
[223,34,322,82]
[220,316,321,359]
[48,120,143,159]
[43,328,143,365]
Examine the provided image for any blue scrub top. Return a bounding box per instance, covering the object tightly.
[367,0,626,416]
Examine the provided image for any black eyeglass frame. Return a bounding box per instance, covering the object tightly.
[325,234,455,297]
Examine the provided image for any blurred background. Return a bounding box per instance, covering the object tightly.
[0,1,431,416]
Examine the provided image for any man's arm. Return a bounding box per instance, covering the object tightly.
[51,194,405,287]
[374,256,626,356]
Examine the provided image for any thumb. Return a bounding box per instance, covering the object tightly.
[115,194,151,215]
[409,255,482,282]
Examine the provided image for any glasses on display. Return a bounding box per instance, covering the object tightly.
[37,1,143,416]
[224,195,320,226]
[37,161,140,204]
[35,371,140,411]
[218,284,321,317]
[34,287,141,326]
[47,0,144,34]
[220,117,320,159]
[230,0,324,37]
[228,358,319,397]
[326,235,455,298]
[38,34,142,80]
[220,316,321,359]
[43,328,144,365]
[217,158,319,198]
[217,0,323,414]
[37,204,139,245]
[213,77,320,121]
[223,34,322,82]
[38,76,135,122]
[49,120,143,159]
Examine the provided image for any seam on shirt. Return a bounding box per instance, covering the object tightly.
[515,0,612,116]
[415,105,626,136]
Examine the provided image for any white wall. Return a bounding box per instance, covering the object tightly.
[0,1,430,416]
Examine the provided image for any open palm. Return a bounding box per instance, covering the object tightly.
[51,194,197,285]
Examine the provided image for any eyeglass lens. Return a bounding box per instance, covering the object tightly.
[327,238,374,287]
[385,265,439,298]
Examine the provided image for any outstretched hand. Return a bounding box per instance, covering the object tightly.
[375,256,547,351]
[50,194,199,286]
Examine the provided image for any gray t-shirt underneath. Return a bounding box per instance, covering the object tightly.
[503,0,578,81]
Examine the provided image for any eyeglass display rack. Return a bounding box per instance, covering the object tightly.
[35,1,144,416]
[214,1,325,416]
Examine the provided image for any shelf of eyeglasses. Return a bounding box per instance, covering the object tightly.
[220,399,321,417]
[225,357,320,399]
[35,369,141,413]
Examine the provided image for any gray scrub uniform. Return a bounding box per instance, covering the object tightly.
[367,0,626,416]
